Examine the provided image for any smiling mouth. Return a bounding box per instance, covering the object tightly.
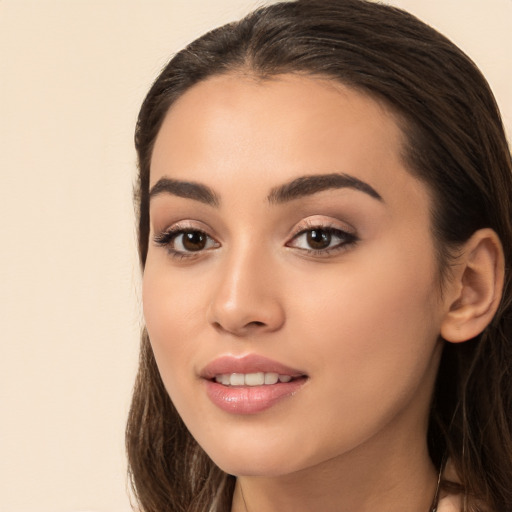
[201,355,308,412]
[205,373,308,414]
[213,372,301,386]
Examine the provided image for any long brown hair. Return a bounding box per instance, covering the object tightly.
[126,1,512,511]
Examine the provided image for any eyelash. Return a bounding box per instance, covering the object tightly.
[153,222,358,260]
[287,222,358,257]
[153,225,219,260]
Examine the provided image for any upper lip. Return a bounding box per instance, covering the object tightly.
[200,354,306,379]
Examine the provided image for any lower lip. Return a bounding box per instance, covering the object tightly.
[204,378,307,414]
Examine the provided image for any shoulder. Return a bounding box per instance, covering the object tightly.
[437,459,463,512]
[437,493,496,512]
[436,493,462,512]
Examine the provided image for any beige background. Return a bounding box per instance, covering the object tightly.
[0,1,510,511]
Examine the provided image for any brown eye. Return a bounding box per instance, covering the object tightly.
[288,226,358,255]
[154,228,219,256]
[181,231,207,251]
[306,229,332,250]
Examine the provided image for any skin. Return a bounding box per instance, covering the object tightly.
[143,73,454,511]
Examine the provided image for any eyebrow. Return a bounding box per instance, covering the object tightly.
[149,177,220,207]
[149,172,382,207]
[268,173,383,204]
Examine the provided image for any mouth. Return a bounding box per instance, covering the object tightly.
[213,372,299,386]
[201,355,308,414]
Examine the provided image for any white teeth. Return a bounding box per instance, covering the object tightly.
[264,372,279,385]
[245,372,265,386]
[230,373,245,386]
[215,374,232,385]
[214,372,295,386]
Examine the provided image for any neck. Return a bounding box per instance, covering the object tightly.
[231,422,438,512]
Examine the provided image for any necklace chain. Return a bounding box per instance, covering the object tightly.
[239,462,443,512]
[429,459,443,512]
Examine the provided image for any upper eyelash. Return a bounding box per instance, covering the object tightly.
[153,226,217,259]
[153,222,358,258]
[153,222,210,245]
[288,224,358,254]
[290,220,354,237]
[290,218,356,239]
[153,228,184,247]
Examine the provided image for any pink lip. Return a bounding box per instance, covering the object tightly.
[200,354,308,415]
[200,354,305,379]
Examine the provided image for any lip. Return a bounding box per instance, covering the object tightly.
[200,354,308,415]
[200,354,306,379]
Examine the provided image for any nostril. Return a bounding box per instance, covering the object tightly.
[211,319,267,335]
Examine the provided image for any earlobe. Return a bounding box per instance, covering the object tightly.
[440,228,505,344]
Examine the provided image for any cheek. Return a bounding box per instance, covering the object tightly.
[142,262,205,393]
[269,252,442,464]
[287,240,442,400]
[142,252,211,334]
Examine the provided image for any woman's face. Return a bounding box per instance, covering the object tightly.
[143,74,447,476]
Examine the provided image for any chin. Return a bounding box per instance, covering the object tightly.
[199,435,319,478]
[214,456,302,478]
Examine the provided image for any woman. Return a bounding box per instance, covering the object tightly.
[126,1,512,511]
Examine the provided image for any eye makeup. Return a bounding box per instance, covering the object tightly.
[286,217,359,258]
[152,214,359,263]
[153,222,220,260]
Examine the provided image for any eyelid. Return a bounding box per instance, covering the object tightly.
[153,218,213,236]
[286,216,359,256]
[153,220,220,258]
[289,216,357,239]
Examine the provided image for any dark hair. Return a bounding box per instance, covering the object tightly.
[126,1,512,511]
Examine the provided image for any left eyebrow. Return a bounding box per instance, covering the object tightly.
[267,173,383,204]
[149,177,220,207]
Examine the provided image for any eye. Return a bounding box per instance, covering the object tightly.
[288,226,357,254]
[154,228,219,256]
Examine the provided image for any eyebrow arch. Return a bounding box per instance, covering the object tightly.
[268,173,383,204]
[149,177,220,207]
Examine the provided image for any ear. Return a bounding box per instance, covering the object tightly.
[441,228,505,343]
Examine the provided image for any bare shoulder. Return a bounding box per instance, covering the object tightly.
[437,460,463,512]
[437,493,462,512]
[437,494,495,512]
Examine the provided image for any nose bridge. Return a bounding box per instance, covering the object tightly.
[208,235,284,335]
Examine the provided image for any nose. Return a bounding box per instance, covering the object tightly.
[206,245,285,337]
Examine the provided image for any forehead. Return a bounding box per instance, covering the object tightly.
[150,73,426,208]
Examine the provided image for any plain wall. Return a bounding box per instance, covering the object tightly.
[0,1,510,511]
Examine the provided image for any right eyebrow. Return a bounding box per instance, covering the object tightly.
[268,173,383,204]
[149,177,220,207]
